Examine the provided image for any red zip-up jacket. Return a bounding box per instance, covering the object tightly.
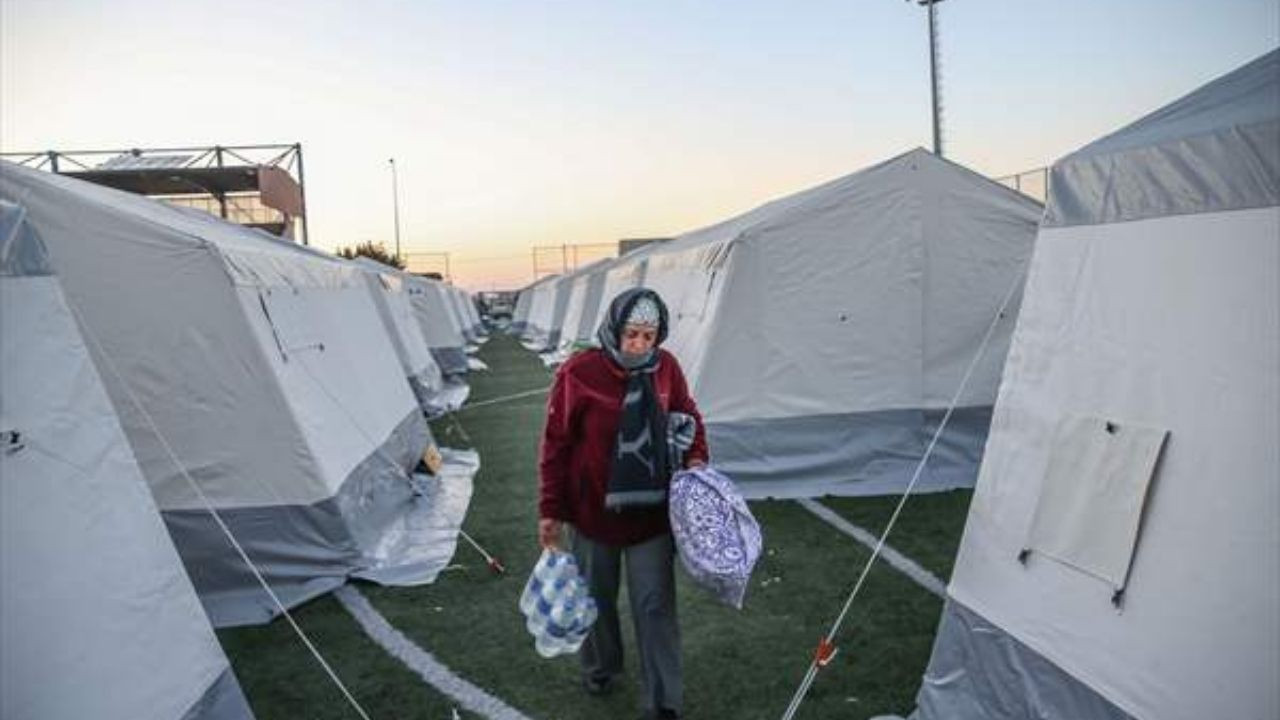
[539,347,709,546]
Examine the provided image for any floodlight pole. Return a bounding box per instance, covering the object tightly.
[912,0,946,157]
[389,157,403,263]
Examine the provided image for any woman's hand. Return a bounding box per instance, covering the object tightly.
[538,518,564,550]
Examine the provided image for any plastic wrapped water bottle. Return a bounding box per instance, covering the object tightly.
[520,549,597,658]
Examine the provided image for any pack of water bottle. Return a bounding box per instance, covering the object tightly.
[519,549,598,658]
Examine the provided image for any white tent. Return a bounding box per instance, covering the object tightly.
[510,274,556,337]
[540,265,586,350]
[636,149,1042,497]
[403,272,470,377]
[440,282,476,344]
[912,49,1279,720]
[539,256,614,355]
[586,241,665,337]
[519,273,564,348]
[509,281,534,334]
[351,257,446,413]
[0,201,254,719]
[432,279,472,347]
[1,161,473,627]
[451,285,486,342]
[556,257,616,352]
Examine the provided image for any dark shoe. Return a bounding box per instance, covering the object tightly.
[583,675,613,696]
[641,709,681,720]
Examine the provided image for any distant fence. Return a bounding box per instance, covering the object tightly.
[404,251,451,281]
[993,167,1049,204]
[531,243,617,280]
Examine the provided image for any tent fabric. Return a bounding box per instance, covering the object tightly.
[162,409,431,626]
[615,149,1041,497]
[557,258,615,351]
[540,258,612,350]
[587,245,657,337]
[911,600,1133,720]
[707,407,993,498]
[1024,415,1167,591]
[178,671,256,720]
[508,278,537,334]
[403,272,470,376]
[351,257,447,412]
[0,161,470,627]
[441,284,476,344]
[0,201,253,719]
[520,273,563,346]
[1046,49,1279,227]
[0,202,52,276]
[914,50,1279,720]
[511,273,559,337]
[451,285,486,342]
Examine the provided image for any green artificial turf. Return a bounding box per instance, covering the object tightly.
[222,333,974,720]
[817,490,974,583]
[217,593,481,719]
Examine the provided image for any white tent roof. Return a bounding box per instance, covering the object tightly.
[520,273,563,345]
[511,273,557,331]
[556,257,617,349]
[586,241,667,335]
[351,257,445,408]
[638,149,1042,496]
[528,257,615,352]
[400,272,469,376]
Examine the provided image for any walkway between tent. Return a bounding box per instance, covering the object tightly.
[218,334,973,720]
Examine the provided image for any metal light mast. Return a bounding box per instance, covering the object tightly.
[910,0,946,156]
[389,157,402,262]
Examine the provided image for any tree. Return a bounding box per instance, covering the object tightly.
[336,241,405,270]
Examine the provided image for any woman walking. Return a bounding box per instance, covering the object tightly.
[538,287,708,720]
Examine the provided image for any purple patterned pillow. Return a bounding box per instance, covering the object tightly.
[668,466,763,609]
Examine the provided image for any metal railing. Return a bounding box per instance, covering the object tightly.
[993,166,1049,204]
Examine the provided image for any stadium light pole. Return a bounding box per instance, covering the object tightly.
[389,157,403,263]
[909,0,946,157]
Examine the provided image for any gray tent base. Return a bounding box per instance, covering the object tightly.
[431,346,469,377]
[164,497,364,627]
[707,407,993,499]
[162,410,453,627]
[180,667,255,720]
[910,600,1134,720]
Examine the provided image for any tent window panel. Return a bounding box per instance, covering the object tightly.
[258,288,324,360]
[1024,414,1168,598]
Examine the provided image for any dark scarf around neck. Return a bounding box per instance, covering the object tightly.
[598,288,671,511]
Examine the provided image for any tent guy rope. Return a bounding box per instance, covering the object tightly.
[453,385,551,412]
[779,265,1029,720]
[67,300,376,720]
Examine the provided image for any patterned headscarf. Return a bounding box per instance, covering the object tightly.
[625,295,661,328]
[597,288,671,510]
[596,287,669,371]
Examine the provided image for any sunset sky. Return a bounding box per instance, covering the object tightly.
[3,0,1276,289]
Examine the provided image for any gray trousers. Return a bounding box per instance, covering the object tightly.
[572,529,682,714]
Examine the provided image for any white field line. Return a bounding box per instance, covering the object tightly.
[334,586,536,720]
[796,499,946,599]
